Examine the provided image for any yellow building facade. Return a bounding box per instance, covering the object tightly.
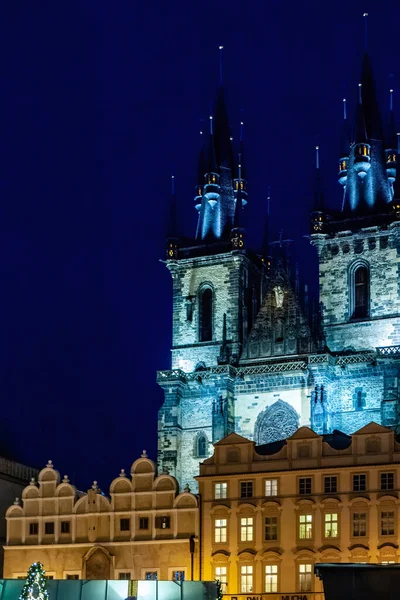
[4,452,198,581]
[197,423,400,600]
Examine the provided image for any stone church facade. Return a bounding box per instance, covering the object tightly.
[157,53,400,490]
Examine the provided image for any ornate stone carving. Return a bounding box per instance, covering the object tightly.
[273,285,285,308]
[254,400,300,445]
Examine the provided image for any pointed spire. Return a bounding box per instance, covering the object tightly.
[239,121,247,181]
[166,175,179,259]
[214,86,233,170]
[339,98,350,157]
[359,53,383,140]
[353,84,368,144]
[262,187,271,259]
[314,145,324,211]
[206,116,218,173]
[387,89,397,150]
[219,46,224,85]
[363,12,368,51]
[197,130,205,184]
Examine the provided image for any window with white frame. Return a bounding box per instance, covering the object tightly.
[265,565,278,592]
[240,517,253,542]
[215,482,227,499]
[118,573,131,580]
[298,564,312,592]
[64,572,80,580]
[215,518,227,543]
[324,513,338,538]
[172,571,185,582]
[265,516,278,541]
[141,569,159,580]
[214,566,227,590]
[299,514,313,539]
[352,512,367,537]
[240,565,253,593]
[265,479,278,496]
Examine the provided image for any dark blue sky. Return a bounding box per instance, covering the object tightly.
[0,1,399,490]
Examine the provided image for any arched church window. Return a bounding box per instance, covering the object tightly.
[199,287,213,341]
[350,263,369,320]
[197,435,207,458]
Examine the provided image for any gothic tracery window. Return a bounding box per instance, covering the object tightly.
[197,435,207,458]
[199,287,213,341]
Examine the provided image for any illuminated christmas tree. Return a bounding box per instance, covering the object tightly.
[19,562,50,600]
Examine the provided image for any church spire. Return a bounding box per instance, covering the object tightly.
[338,98,350,187]
[385,89,397,186]
[262,188,272,272]
[311,146,326,233]
[166,175,179,260]
[231,159,245,250]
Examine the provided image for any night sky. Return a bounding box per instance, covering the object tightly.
[1,1,399,491]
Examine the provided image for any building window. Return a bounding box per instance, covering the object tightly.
[324,513,338,538]
[324,476,337,494]
[265,565,278,593]
[145,572,158,580]
[155,516,170,529]
[382,561,396,564]
[65,574,79,580]
[61,521,70,534]
[215,566,227,591]
[298,564,313,592]
[353,474,366,492]
[240,481,253,498]
[240,565,253,593]
[381,473,394,491]
[265,479,278,496]
[118,573,131,580]
[172,571,185,582]
[215,519,227,543]
[139,517,149,530]
[352,512,367,537]
[240,517,253,542]
[351,264,369,319]
[199,287,213,342]
[215,482,228,499]
[265,516,278,541]
[120,518,130,531]
[381,511,395,536]
[197,435,207,458]
[29,523,38,535]
[299,514,313,539]
[299,477,312,495]
[44,522,54,535]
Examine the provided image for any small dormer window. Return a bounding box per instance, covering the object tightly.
[387,154,397,163]
[357,145,370,157]
[339,160,347,171]
[212,174,216,183]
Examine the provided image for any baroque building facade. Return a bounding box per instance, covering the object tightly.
[4,454,198,581]
[157,52,400,490]
[198,423,400,598]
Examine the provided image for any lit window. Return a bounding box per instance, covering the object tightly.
[381,511,395,536]
[324,513,338,538]
[353,474,366,492]
[240,517,253,542]
[240,565,253,593]
[352,512,367,537]
[215,519,227,543]
[382,561,396,564]
[155,516,170,529]
[215,483,227,499]
[215,566,227,591]
[299,564,312,592]
[265,516,278,541]
[324,476,337,494]
[299,514,313,539]
[145,572,158,580]
[265,479,278,496]
[172,571,185,582]
[381,473,394,491]
[265,565,278,592]
[240,481,253,498]
[299,477,312,495]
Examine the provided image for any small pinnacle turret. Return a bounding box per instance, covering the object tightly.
[386,89,397,186]
[338,98,350,186]
[166,176,179,260]
[310,146,326,233]
[231,159,245,250]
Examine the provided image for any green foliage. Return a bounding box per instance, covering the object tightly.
[19,562,50,600]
